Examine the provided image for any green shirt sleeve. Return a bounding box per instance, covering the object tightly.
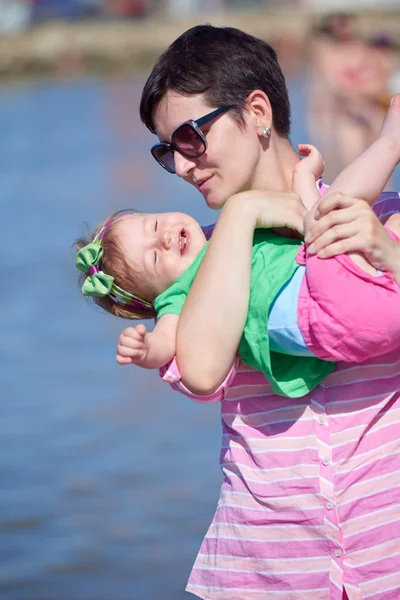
[154,279,191,318]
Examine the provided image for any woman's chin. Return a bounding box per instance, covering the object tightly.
[203,190,225,211]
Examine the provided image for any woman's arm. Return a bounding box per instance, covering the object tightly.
[176,191,305,395]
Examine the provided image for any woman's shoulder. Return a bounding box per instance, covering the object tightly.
[201,224,216,240]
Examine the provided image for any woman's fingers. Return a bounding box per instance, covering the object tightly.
[306,194,374,245]
[307,208,361,244]
[312,235,364,259]
[308,222,361,255]
[304,193,400,271]
[309,215,379,258]
[314,193,364,219]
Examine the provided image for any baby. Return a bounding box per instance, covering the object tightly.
[76,96,400,397]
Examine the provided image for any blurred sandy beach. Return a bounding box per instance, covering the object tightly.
[0,8,399,81]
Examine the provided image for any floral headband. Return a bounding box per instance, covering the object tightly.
[75,209,154,313]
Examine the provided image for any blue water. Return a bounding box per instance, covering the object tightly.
[1,76,399,600]
[0,78,222,600]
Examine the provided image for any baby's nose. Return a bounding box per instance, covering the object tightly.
[162,231,171,250]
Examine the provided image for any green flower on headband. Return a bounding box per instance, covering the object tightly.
[76,242,114,297]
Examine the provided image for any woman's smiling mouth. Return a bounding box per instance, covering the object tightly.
[197,175,213,194]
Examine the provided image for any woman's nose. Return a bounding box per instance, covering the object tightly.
[174,151,196,178]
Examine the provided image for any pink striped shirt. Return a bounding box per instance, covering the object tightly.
[160,190,400,600]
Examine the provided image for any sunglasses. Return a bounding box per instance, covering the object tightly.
[151,106,230,174]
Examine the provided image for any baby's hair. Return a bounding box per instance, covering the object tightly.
[75,215,157,321]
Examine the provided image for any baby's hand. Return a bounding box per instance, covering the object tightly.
[116,324,149,367]
[296,144,325,180]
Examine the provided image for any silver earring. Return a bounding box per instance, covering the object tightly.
[262,126,271,138]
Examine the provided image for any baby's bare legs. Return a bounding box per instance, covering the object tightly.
[379,94,400,152]
[305,96,400,274]
[326,94,400,207]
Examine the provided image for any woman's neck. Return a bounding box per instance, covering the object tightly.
[252,137,300,193]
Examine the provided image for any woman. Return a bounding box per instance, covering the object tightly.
[304,16,398,184]
[138,25,400,600]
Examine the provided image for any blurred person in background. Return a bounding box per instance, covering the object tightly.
[306,13,399,184]
[115,24,400,600]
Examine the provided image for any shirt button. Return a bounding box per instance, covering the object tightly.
[322,458,330,466]
[326,501,334,510]
[318,417,325,425]
[334,549,342,557]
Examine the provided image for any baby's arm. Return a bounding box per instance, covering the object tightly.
[325,94,400,206]
[116,314,178,370]
[292,144,324,210]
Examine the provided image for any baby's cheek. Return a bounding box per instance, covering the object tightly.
[164,261,183,286]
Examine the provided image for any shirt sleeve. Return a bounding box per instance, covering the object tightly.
[373,191,400,222]
[154,281,189,319]
[159,356,240,403]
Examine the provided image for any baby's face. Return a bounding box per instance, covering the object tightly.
[115,212,207,300]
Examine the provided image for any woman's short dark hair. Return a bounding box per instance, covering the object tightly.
[140,24,291,138]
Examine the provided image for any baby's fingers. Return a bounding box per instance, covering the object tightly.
[298,144,311,157]
[116,344,146,366]
[135,323,147,337]
[116,354,134,366]
[119,324,147,344]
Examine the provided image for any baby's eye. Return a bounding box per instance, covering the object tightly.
[154,250,157,265]
[154,220,158,232]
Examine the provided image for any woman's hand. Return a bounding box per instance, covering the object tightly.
[304,193,400,280]
[227,190,306,235]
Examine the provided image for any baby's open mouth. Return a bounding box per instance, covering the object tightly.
[179,229,189,255]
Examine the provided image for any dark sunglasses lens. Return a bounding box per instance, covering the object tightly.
[152,145,175,173]
[173,124,205,157]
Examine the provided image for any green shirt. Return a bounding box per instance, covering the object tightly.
[155,229,335,398]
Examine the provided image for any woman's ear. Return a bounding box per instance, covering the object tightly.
[245,90,273,137]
